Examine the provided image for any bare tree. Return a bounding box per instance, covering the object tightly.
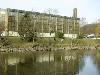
[81,18,100,37]
[44,8,58,15]
[44,8,59,34]
[0,21,5,36]
[80,17,89,35]
[94,19,100,38]
[80,17,87,27]
[96,19,100,24]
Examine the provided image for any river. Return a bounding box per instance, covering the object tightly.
[0,50,100,75]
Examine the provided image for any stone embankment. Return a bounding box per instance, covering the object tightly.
[0,45,100,53]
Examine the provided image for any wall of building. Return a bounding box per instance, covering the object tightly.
[0,8,80,38]
[64,34,77,38]
[37,33,55,37]
[1,31,19,36]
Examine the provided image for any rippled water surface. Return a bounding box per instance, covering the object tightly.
[0,50,100,75]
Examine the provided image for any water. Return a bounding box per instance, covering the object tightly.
[0,50,100,75]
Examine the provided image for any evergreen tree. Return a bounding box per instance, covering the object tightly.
[18,12,34,42]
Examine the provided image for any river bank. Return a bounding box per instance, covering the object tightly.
[0,37,100,53]
[0,44,100,53]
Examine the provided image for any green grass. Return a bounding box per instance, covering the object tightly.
[35,38,100,45]
[0,37,31,47]
[78,38,100,45]
[8,37,22,43]
[0,37,100,47]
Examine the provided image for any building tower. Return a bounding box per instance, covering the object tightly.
[73,8,77,18]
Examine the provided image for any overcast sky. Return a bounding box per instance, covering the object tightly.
[0,0,100,24]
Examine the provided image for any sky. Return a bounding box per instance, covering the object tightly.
[0,0,100,24]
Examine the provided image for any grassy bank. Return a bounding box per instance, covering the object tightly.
[0,37,32,47]
[0,37,100,47]
[35,37,100,46]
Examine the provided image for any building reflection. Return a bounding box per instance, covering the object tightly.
[93,51,100,72]
[0,51,85,75]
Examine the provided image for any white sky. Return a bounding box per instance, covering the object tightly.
[0,0,100,24]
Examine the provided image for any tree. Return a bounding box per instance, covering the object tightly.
[44,8,58,15]
[18,12,34,42]
[80,17,88,35]
[44,8,59,38]
[77,34,84,39]
[95,24,100,38]
[0,21,5,36]
[55,32,64,38]
[80,18,100,38]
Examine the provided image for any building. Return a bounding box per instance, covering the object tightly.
[0,8,80,38]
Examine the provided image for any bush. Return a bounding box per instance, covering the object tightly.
[77,34,84,39]
[25,34,33,42]
[55,32,64,38]
[1,37,10,46]
[24,32,38,42]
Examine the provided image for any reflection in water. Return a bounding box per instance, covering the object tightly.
[0,50,100,75]
[78,56,99,75]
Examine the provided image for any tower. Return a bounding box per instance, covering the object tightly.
[73,8,77,18]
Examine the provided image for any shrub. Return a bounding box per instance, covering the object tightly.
[55,32,64,38]
[77,34,84,39]
[1,37,10,46]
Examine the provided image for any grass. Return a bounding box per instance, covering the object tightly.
[0,37,100,47]
[0,37,32,47]
[79,38,100,45]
